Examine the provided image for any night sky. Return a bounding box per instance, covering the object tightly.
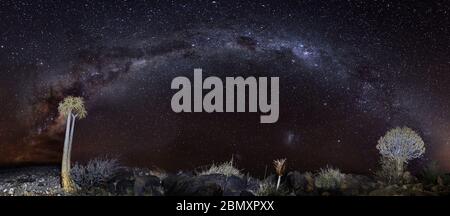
[0,0,449,175]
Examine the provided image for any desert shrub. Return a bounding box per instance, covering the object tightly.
[255,180,288,196]
[71,157,120,189]
[420,161,441,185]
[199,159,243,178]
[315,166,345,190]
[375,156,402,184]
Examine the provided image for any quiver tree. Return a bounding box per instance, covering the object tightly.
[58,96,87,192]
[376,127,425,178]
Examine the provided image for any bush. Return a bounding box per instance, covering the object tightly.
[71,157,120,189]
[315,166,345,190]
[198,159,243,178]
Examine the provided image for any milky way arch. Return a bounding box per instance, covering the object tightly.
[4,22,443,174]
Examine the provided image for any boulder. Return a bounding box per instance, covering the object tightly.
[134,175,162,196]
[369,184,435,196]
[162,174,223,196]
[240,190,255,196]
[162,174,255,196]
[286,171,308,193]
[107,169,135,195]
[341,174,377,195]
[198,174,247,195]
[304,173,315,192]
[242,175,260,192]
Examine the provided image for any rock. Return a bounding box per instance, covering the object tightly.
[273,171,315,195]
[321,191,331,196]
[198,174,247,195]
[437,176,444,186]
[341,175,373,196]
[107,170,135,195]
[162,174,189,193]
[431,185,442,192]
[163,174,223,196]
[411,183,423,191]
[286,172,306,190]
[162,174,255,196]
[176,170,195,177]
[240,190,255,196]
[304,173,315,192]
[133,175,162,196]
[316,188,343,196]
[196,182,223,196]
[17,176,34,184]
[243,176,260,192]
[8,188,15,195]
[369,184,435,196]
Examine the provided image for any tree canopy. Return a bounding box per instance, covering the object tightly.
[58,96,87,119]
[376,127,425,162]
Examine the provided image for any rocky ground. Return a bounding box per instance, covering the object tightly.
[1,166,450,196]
[0,166,65,196]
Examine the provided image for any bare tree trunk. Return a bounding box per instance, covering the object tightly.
[61,113,76,193]
[396,159,404,179]
[68,114,76,170]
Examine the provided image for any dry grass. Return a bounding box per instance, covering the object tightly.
[255,180,288,196]
[315,166,345,190]
[71,157,120,189]
[198,159,243,178]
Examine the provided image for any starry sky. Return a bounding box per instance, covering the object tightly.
[0,0,449,175]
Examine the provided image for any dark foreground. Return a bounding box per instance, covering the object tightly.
[1,166,450,196]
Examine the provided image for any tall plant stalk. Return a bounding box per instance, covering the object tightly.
[273,158,287,190]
